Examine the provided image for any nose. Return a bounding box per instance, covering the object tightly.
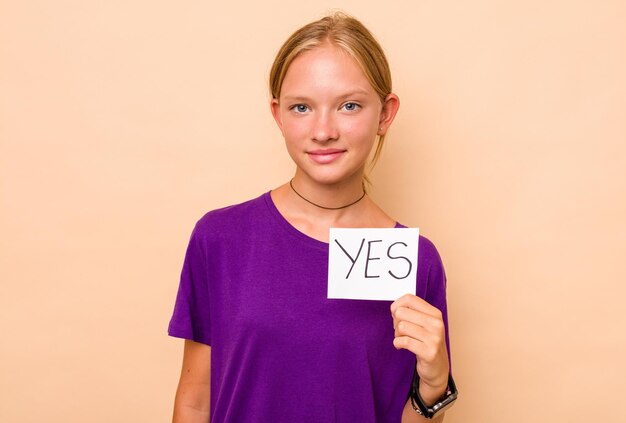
[312,111,338,143]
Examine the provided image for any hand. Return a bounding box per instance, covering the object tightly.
[391,293,449,404]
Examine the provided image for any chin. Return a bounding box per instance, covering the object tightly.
[299,167,365,187]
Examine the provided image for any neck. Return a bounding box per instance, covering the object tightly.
[290,179,365,210]
[269,175,395,242]
[290,172,366,212]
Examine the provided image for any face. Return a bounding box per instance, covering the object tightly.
[271,44,398,187]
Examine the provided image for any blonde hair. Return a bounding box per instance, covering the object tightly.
[269,12,393,175]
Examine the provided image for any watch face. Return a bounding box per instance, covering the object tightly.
[430,392,458,417]
[410,372,459,418]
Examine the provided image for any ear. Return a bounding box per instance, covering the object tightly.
[377,93,400,135]
[270,98,284,134]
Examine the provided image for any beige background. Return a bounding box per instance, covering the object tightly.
[1,1,625,422]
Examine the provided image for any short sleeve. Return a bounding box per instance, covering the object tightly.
[168,223,212,345]
[420,237,452,367]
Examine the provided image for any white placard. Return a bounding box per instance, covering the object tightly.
[328,227,419,301]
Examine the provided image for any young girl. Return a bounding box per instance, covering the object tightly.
[169,12,456,422]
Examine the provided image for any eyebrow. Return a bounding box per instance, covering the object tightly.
[282,89,371,102]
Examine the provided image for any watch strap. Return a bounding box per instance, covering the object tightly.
[408,370,458,419]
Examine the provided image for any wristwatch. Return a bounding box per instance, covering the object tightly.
[409,371,458,419]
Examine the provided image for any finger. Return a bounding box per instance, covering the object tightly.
[391,314,398,332]
[395,334,450,390]
[393,306,445,336]
[391,293,442,319]
[390,294,440,319]
[394,320,443,347]
[393,335,429,358]
[393,335,447,367]
[393,333,449,367]
[393,336,446,367]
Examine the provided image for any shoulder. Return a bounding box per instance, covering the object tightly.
[394,223,445,270]
[195,192,268,228]
[416,234,448,304]
[418,234,447,289]
[418,235,444,267]
[191,192,269,242]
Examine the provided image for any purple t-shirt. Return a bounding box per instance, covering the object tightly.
[168,192,449,422]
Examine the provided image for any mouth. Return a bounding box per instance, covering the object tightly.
[307,149,346,164]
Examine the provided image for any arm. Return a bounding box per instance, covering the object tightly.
[392,294,450,423]
[173,340,212,423]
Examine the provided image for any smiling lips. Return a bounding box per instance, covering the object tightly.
[307,149,346,164]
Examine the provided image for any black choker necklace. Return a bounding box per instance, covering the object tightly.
[289,179,366,210]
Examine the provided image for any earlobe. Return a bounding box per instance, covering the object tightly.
[378,93,400,135]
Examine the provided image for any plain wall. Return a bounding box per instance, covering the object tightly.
[1,1,625,422]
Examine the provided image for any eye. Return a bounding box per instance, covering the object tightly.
[290,104,310,113]
[342,102,361,112]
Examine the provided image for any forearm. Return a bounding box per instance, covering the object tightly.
[172,381,210,423]
[173,406,209,423]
